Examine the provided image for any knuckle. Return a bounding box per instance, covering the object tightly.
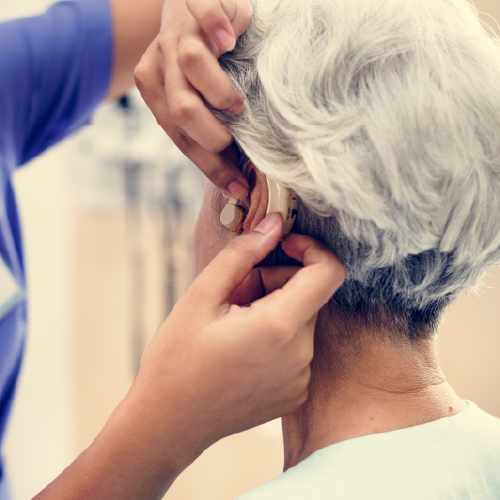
[156,36,172,58]
[177,39,205,69]
[134,58,151,94]
[133,64,145,91]
[189,1,221,26]
[173,130,195,155]
[169,95,198,124]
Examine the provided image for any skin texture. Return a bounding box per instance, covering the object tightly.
[135,0,253,199]
[195,167,468,472]
[282,317,468,469]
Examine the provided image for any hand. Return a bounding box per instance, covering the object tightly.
[132,214,345,454]
[135,0,252,199]
[33,214,345,500]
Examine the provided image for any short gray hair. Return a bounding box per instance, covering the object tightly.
[216,0,500,336]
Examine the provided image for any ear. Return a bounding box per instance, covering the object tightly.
[241,164,269,234]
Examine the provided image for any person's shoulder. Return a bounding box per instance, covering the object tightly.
[454,402,500,447]
[236,404,500,500]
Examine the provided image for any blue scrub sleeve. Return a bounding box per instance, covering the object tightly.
[0,0,114,171]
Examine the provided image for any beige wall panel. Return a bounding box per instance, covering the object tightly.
[74,212,134,452]
[438,268,500,417]
[473,0,500,35]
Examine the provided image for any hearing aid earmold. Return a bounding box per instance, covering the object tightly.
[220,178,298,238]
[220,198,246,233]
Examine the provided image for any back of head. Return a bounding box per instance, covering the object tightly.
[216,0,500,339]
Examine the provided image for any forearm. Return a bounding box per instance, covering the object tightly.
[31,218,343,499]
[107,0,164,100]
[33,383,204,500]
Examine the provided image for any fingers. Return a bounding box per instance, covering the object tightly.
[180,142,249,198]
[135,0,254,201]
[164,58,233,153]
[231,266,300,305]
[191,213,284,310]
[135,47,249,198]
[177,36,244,112]
[187,0,235,52]
[187,0,253,52]
[255,234,346,325]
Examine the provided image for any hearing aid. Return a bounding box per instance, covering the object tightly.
[220,178,298,237]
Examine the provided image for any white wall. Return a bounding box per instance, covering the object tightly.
[4,146,76,499]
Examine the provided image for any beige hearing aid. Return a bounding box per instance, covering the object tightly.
[220,178,298,237]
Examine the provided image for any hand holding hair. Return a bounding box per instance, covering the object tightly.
[34,213,344,499]
[135,0,252,200]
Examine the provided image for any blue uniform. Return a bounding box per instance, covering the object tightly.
[0,1,112,496]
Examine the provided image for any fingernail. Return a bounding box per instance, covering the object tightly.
[228,180,248,198]
[214,28,235,52]
[254,214,279,235]
[226,99,244,114]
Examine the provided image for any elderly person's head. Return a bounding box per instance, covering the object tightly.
[195,0,500,347]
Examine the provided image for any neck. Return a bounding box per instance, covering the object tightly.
[281,312,467,471]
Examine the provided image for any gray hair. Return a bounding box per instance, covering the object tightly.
[216,0,500,335]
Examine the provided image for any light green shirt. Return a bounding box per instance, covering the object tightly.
[238,402,500,499]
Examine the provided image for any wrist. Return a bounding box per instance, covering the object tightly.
[114,380,207,472]
[34,375,207,500]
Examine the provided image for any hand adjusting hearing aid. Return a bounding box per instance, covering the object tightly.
[220,178,298,237]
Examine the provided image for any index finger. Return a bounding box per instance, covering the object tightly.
[254,234,346,324]
[135,52,249,198]
[167,121,249,199]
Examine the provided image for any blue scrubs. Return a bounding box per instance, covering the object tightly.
[0,1,113,496]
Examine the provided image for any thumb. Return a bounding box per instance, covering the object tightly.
[187,0,253,53]
[190,213,283,312]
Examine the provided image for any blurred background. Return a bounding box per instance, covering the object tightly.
[1,0,499,499]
